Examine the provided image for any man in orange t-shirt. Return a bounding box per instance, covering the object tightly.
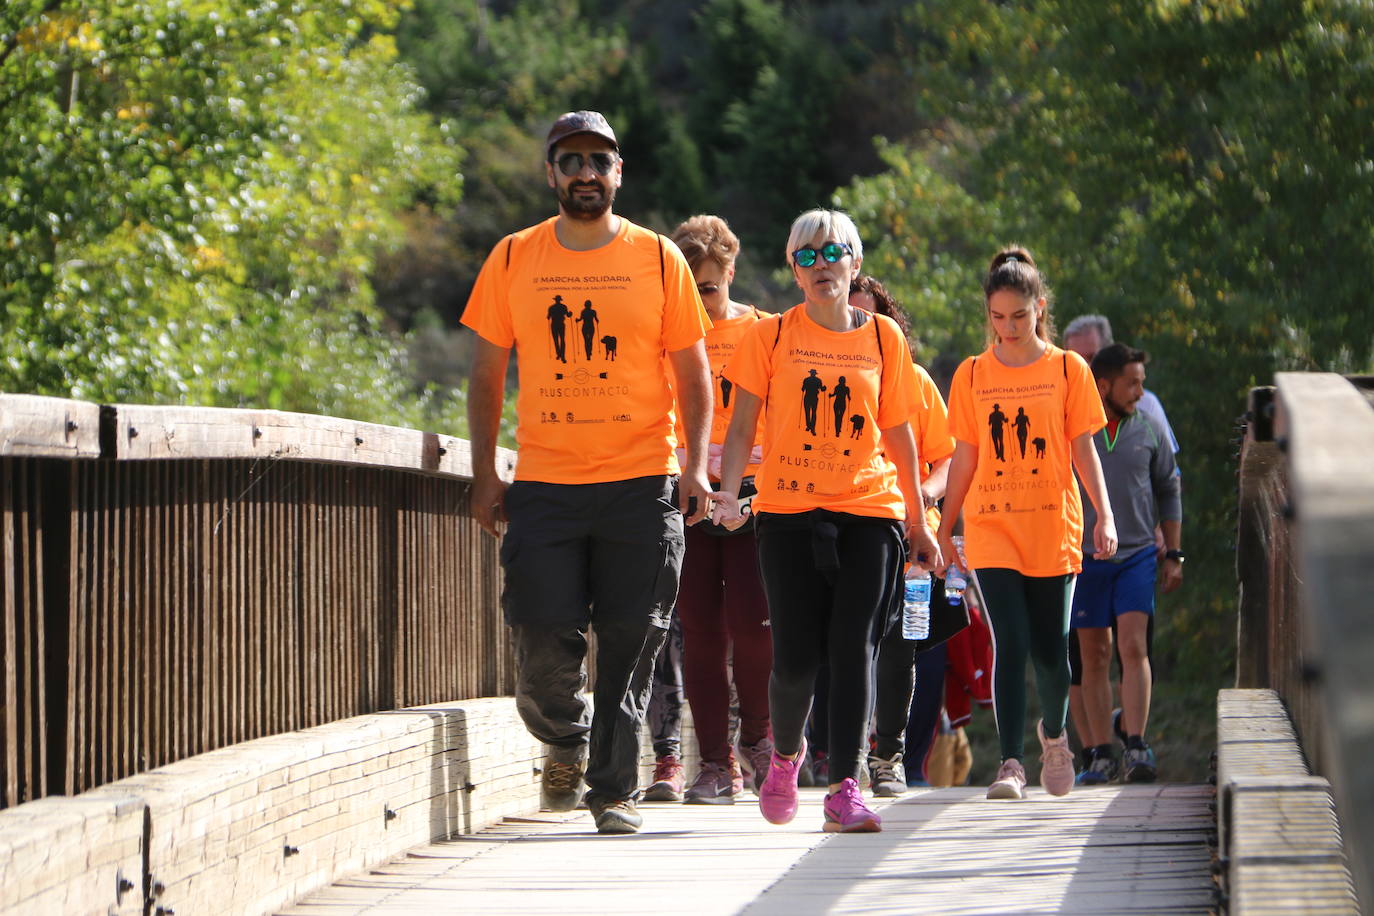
[462,111,713,836]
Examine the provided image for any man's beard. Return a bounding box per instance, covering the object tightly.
[1106,393,1137,419]
[558,180,614,220]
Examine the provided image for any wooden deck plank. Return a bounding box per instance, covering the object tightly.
[279,784,1216,915]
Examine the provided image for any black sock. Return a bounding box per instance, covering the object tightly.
[1094,743,1115,759]
[1126,734,1146,751]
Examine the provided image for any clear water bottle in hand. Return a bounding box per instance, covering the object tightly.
[944,535,968,605]
[902,566,931,640]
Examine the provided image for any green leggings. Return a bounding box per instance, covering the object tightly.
[976,568,1076,762]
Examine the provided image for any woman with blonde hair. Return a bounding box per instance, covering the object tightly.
[713,209,940,832]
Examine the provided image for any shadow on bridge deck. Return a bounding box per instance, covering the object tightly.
[281,783,1215,915]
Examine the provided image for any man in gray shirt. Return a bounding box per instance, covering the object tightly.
[1064,314,1179,455]
[1070,344,1183,783]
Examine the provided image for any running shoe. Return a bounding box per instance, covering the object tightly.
[643,755,685,802]
[1038,720,1075,797]
[738,736,774,793]
[867,752,907,797]
[986,758,1027,800]
[823,777,882,833]
[759,738,807,825]
[1076,749,1119,786]
[684,760,742,805]
[1123,744,1158,783]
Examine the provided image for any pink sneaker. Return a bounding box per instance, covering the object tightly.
[822,777,882,833]
[1038,720,1075,797]
[758,737,807,825]
[986,757,1027,799]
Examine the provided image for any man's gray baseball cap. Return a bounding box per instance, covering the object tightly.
[545,110,619,154]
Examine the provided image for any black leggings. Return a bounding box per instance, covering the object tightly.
[756,512,903,785]
[977,567,1075,762]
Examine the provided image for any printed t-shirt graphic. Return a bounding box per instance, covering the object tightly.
[462,217,709,484]
[948,345,1105,576]
[673,306,767,478]
[724,307,920,520]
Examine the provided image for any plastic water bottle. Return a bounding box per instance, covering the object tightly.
[944,535,968,605]
[902,567,931,640]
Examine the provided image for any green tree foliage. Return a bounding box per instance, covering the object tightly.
[1,0,461,427]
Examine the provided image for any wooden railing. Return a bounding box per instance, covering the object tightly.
[0,394,515,807]
[1236,374,1374,912]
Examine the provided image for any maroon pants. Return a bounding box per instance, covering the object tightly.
[676,523,772,764]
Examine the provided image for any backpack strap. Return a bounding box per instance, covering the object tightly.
[504,234,515,269]
[656,232,666,293]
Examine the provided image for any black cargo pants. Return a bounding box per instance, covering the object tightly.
[500,475,685,806]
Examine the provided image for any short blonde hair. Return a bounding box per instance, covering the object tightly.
[785,209,863,266]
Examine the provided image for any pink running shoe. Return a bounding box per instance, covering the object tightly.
[986,757,1027,800]
[758,737,807,825]
[822,777,882,833]
[1038,720,1075,797]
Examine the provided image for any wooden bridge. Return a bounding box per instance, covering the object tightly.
[0,374,1367,915]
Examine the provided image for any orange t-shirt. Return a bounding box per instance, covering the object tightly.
[912,364,954,482]
[674,306,767,479]
[461,217,710,485]
[947,345,1106,576]
[725,306,921,520]
[911,363,955,529]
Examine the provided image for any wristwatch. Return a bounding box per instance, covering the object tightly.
[1164,549,1185,563]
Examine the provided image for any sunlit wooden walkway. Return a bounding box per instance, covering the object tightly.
[281,784,1215,915]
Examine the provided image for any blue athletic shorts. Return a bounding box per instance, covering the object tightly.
[1070,547,1156,629]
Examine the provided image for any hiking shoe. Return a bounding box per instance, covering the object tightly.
[1123,744,1158,783]
[1038,720,1075,797]
[684,760,742,805]
[541,758,584,812]
[823,777,882,833]
[759,738,807,825]
[867,752,907,798]
[643,755,685,802]
[1076,749,1119,786]
[987,758,1027,800]
[738,737,774,793]
[588,797,643,834]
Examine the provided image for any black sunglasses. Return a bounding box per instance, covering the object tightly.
[555,151,618,177]
[792,241,852,268]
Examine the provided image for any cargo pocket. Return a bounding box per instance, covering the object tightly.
[648,527,685,628]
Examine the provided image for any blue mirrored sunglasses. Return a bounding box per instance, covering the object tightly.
[792,242,852,268]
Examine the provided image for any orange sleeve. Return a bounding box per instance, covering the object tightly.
[722,314,780,402]
[459,236,515,347]
[874,317,921,429]
[660,238,711,352]
[946,356,978,446]
[1063,350,1107,439]
[914,365,954,465]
